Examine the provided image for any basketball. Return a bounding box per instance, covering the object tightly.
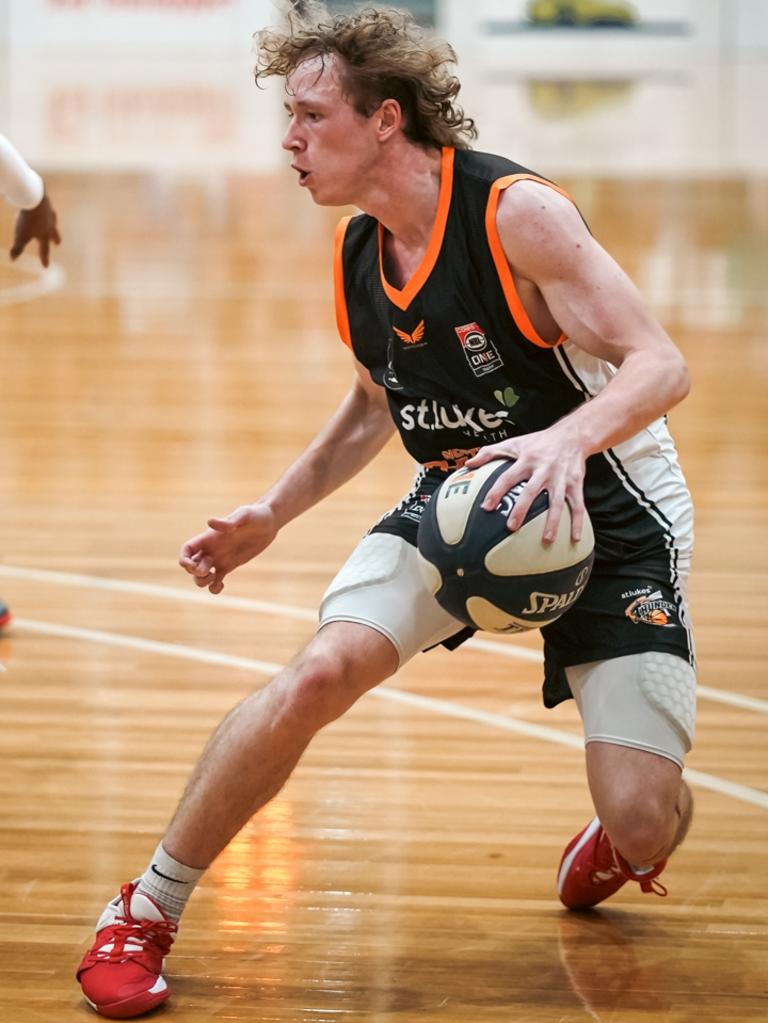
[416,460,595,633]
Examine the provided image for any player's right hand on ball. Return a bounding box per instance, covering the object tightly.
[179,503,278,594]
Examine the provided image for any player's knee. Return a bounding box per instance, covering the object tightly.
[281,651,353,731]
[281,632,388,732]
[604,793,676,866]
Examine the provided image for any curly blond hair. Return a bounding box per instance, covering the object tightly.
[254,3,477,150]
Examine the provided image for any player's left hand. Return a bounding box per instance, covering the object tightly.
[465,425,587,542]
[10,194,62,267]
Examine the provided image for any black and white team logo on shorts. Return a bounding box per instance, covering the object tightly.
[622,586,679,628]
[454,322,504,378]
[400,493,432,525]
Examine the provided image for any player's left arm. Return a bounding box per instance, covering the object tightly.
[467,180,689,542]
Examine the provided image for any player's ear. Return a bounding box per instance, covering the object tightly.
[376,98,402,141]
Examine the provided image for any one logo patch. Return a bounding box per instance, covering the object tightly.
[624,589,678,628]
[394,320,427,347]
[454,322,504,377]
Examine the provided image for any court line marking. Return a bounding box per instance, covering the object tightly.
[1,563,766,714]
[0,262,65,306]
[9,617,768,813]
[0,564,318,621]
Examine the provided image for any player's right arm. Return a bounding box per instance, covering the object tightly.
[179,358,394,593]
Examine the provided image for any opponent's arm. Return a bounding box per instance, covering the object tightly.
[180,359,395,593]
[467,181,688,541]
[0,134,61,266]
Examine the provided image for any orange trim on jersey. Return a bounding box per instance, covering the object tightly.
[485,174,573,349]
[378,146,455,312]
[334,215,353,348]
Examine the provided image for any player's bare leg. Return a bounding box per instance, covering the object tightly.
[77,622,399,1018]
[586,742,692,866]
[164,621,399,866]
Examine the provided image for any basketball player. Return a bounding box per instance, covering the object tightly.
[77,5,696,1017]
[0,133,62,632]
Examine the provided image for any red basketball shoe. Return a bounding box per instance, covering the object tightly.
[0,600,10,630]
[76,882,177,1018]
[557,817,667,910]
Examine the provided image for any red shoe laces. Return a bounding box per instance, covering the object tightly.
[587,827,621,883]
[587,829,667,896]
[611,835,669,898]
[84,885,177,967]
[87,917,177,965]
[638,877,668,898]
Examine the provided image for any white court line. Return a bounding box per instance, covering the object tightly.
[0,262,65,306]
[12,618,285,676]
[470,635,544,664]
[10,617,768,813]
[2,563,768,714]
[0,564,317,621]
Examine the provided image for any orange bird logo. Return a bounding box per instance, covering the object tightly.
[393,320,426,345]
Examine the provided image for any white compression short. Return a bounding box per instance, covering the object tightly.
[318,532,463,664]
[566,653,696,769]
[318,532,696,767]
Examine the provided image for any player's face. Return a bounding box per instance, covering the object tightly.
[282,54,381,206]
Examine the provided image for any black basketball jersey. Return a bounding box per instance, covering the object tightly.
[334,147,693,568]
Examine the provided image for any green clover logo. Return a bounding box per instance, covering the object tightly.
[494,386,520,408]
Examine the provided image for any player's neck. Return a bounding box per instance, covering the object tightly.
[358,142,444,251]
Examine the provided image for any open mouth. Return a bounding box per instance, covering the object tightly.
[298,170,310,185]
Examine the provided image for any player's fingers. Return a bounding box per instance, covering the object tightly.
[504,474,547,532]
[192,564,219,587]
[505,486,534,531]
[39,237,50,268]
[52,227,62,245]
[179,538,204,560]
[9,240,24,260]
[193,555,214,577]
[209,574,226,595]
[207,516,238,532]
[565,489,586,543]
[465,444,510,468]
[481,463,527,511]
[542,487,566,543]
[179,544,200,570]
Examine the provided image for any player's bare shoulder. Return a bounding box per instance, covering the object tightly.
[496,178,592,277]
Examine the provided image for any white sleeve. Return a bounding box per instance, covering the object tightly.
[0,133,45,210]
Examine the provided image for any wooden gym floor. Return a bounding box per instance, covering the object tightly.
[1,85,768,1023]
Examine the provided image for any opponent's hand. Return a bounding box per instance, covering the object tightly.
[179,503,278,594]
[10,195,61,267]
[465,426,587,543]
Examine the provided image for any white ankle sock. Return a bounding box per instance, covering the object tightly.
[136,843,204,922]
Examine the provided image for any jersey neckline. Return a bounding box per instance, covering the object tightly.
[377,146,455,313]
